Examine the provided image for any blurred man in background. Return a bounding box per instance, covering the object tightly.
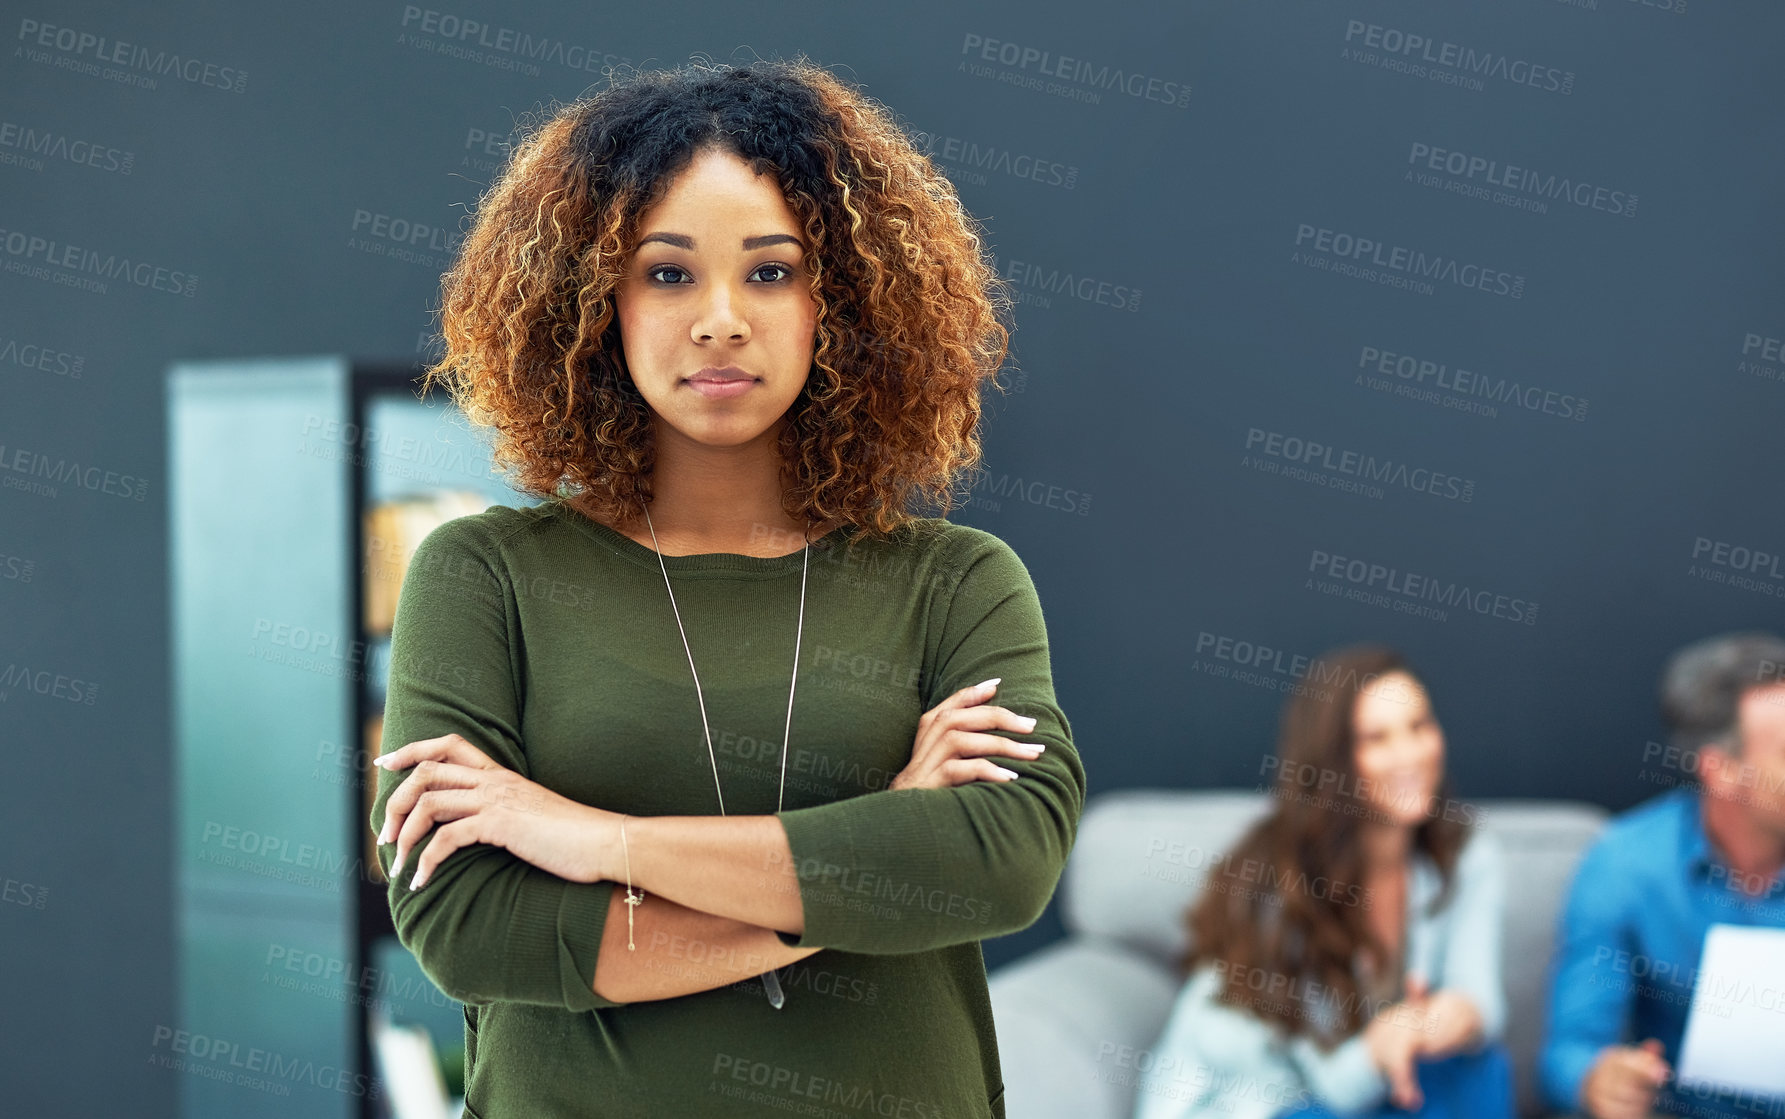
[1541,631,1785,1119]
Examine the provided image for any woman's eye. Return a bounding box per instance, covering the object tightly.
[644,264,792,284]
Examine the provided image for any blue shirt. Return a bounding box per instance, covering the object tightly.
[1540,788,1785,1116]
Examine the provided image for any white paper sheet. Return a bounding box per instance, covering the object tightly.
[1676,924,1785,1097]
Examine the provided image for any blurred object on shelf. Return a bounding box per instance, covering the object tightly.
[364,490,489,633]
[365,713,385,883]
[366,635,393,708]
[369,1010,454,1119]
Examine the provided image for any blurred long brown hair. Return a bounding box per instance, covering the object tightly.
[1181,645,1470,1048]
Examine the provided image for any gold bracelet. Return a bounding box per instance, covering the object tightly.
[619,814,642,950]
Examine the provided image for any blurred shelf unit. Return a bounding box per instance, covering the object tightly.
[169,356,525,1119]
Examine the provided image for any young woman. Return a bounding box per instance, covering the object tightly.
[1135,646,1510,1119]
[368,58,1085,1118]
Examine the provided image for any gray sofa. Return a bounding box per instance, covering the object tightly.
[987,789,1608,1118]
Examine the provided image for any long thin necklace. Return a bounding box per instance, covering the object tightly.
[640,503,810,1010]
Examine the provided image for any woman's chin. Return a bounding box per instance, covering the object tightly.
[1371,794,1438,828]
[662,415,782,449]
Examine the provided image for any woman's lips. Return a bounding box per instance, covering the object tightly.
[685,377,756,399]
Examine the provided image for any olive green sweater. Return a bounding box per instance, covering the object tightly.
[369,499,1085,1118]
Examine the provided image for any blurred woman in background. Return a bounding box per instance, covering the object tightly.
[1135,645,1510,1119]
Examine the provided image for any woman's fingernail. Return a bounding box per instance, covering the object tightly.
[378,824,390,844]
[372,756,389,768]
[1017,715,1037,730]
[1023,742,1046,753]
[408,873,423,891]
[976,677,1001,690]
[996,767,1019,780]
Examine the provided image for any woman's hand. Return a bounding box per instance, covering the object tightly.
[889,678,1046,791]
[1356,992,1428,1113]
[1412,986,1483,1058]
[374,733,613,891]
[1361,974,1483,1109]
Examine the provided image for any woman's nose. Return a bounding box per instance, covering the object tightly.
[1397,730,1439,764]
[692,283,749,343]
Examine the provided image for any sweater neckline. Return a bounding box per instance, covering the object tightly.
[550,499,856,576]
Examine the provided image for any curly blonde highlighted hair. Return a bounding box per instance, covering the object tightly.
[423,57,1013,537]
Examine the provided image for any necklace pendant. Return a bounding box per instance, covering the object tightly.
[761,967,786,1010]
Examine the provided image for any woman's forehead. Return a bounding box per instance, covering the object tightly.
[633,150,803,239]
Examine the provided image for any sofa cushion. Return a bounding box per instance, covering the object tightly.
[1061,790,1271,965]
[1463,801,1610,1116]
[987,936,1184,1119]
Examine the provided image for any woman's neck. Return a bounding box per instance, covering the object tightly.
[1359,821,1413,876]
[608,420,831,556]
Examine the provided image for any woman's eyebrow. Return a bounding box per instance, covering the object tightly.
[637,232,802,250]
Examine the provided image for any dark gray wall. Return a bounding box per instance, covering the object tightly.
[5,0,1783,1113]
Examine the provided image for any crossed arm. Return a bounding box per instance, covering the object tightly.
[374,742,806,1003]
[373,676,1048,1004]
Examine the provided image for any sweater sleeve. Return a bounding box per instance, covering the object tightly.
[771,527,1087,954]
[1432,828,1507,1043]
[1133,965,1327,1119]
[369,515,624,1011]
[1284,1030,1388,1114]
